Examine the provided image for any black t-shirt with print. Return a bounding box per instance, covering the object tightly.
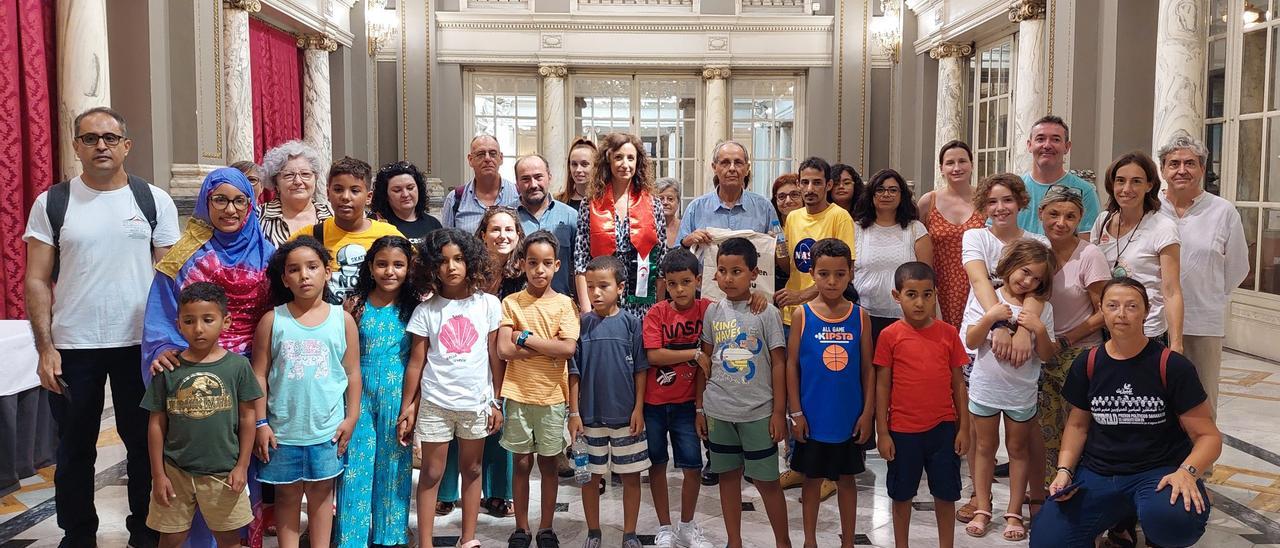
[386,213,443,246]
[1062,340,1207,476]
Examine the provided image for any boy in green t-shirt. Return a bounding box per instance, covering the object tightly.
[142,282,263,547]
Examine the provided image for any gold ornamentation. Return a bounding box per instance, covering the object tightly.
[222,0,262,12]
[296,33,339,52]
[929,42,974,59]
[702,66,731,80]
[1008,0,1046,22]
[538,64,568,78]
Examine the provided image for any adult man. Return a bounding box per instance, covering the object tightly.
[1016,115,1101,236]
[774,156,855,325]
[442,134,519,234]
[513,154,581,301]
[1158,131,1249,418]
[25,107,181,548]
[677,140,780,247]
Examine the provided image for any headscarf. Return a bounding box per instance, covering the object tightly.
[142,168,276,379]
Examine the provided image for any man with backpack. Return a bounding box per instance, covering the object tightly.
[442,134,519,234]
[24,107,181,548]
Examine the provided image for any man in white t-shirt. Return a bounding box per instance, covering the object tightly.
[23,107,180,548]
[1158,131,1249,419]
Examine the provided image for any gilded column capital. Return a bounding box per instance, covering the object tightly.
[928,42,974,59]
[296,33,339,52]
[538,64,568,78]
[223,0,262,12]
[1008,0,1046,22]
[702,66,732,80]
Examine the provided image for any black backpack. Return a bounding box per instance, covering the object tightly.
[46,175,158,281]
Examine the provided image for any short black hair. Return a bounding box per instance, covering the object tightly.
[1102,276,1150,312]
[328,156,372,185]
[797,156,831,181]
[660,247,701,278]
[894,261,936,290]
[179,281,229,314]
[717,237,758,270]
[74,106,127,135]
[519,229,561,260]
[1033,115,1070,141]
[809,238,852,265]
[585,255,626,284]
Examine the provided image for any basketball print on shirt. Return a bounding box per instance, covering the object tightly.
[812,324,855,372]
[440,315,481,354]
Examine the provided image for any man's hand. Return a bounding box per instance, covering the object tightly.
[37,348,62,394]
[682,230,713,248]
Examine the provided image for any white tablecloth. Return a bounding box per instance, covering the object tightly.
[0,321,40,397]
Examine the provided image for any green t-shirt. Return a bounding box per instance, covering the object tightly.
[141,352,263,475]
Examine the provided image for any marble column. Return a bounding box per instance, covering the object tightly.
[930,42,973,150]
[702,66,731,185]
[55,0,110,180]
[539,64,568,195]
[1009,0,1047,175]
[1152,0,1207,151]
[223,0,259,163]
[297,33,338,177]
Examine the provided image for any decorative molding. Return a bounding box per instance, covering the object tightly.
[296,33,339,51]
[170,164,226,196]
[701,66,732,79]
[538,63,568,78]
[708,35,728,51]
[438,53,832,65]
[223,0,262,12]
[1008,0,1045,22]
[541,32,563,49]
[259,0,355,48]
[333,0,358,7]
[434,18,834,33]
[579,0,693,5]
[928,41,972,59]
[201,0,225,160]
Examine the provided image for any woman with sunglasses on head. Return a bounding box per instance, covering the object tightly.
[372,161,443,246]
[258,140,333,247]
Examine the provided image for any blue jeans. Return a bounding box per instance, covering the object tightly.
[1030,466,1210,548]
[643,402,702,469]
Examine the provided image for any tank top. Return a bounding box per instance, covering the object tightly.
[925,206,985,327]
[268,303,349,445]
[797,303,864,443]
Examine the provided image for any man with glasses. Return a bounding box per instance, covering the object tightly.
[443,134,520,234]
[1017,115,1100,237]
[678,140,779,248]
[24,106,181,548]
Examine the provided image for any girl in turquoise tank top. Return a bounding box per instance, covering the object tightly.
[251,237,362,548]
[784,238,874,548]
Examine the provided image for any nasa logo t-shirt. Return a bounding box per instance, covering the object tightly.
[641,298,712,405]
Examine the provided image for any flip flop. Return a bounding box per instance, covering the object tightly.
[1002,513,1028,542]
[965,510,993,538]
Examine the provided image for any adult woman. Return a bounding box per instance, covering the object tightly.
[478,206,528,299]
[573,132,667,317]
[655,177,682,248]
[830,163,863,214]
[231,160,269,204]
[919,141,986,327]
[372,160,443,245]
[1030,277,1221,548]
[1091,152,1184,353]
[557,137,596,212]
[142,168,275,548]
[772,174,802,293]
[851,169,933,340]
[258,140,333,246]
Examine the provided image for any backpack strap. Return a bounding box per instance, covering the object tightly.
[311,221,326,246]
[1086,346,1099,380]
[451,184,466,222]
[46,181,71,282]
[1159,347,1171,389]
[126,175,158,238]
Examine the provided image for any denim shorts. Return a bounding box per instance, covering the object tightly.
[257,440,344,484]
[642,401,702,469]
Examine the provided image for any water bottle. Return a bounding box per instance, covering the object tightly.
[771,219,788,260]
[571,435,591,485]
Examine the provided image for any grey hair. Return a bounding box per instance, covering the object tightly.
[1156,131,1209,167]
[655,177,681,217]
[712,140,749,164]
[261,140,323,191]
[470,133,501,152]
[74,106,128,136]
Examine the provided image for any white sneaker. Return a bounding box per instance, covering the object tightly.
[675,521,714,548]
[653,524,676,548]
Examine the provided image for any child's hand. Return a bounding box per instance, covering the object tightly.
[695,413,708,440]
[693,350,710,375]
[877,433,895,462]
[255,425,277,463]
[396,412,415,447]
[333,418,356,456]
[486,402,504,435]
[152,475,176,507]
[954,426,969,456]
[1016,309,1043,332]
[1009,330,1033,368]
[150,349,181,375]
[567,415,584,441]
[228,464,248,493]
[768,411,786,443]
[853,414,874,445]
[747,291,769,315]
[629,409,645,436]
[984,302,1013,323]
[789,414,809,442]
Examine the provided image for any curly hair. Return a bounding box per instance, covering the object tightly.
[372,161,428,221]
[830,163,864,207]
[973,172,1030,211]
[261,140,324,191]
[589,132,653,200]
[267,237,337,306]
[518,229,561,262]
[415,228,491,297]
[179,282,228,315]
[853,168,919,229]
[474,206,525,280]
[346,236,422,324]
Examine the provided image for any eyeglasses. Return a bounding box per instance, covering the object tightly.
[470,150,501,159]
[209,195,251,211]
[875,187,901,195]
[776,191,802,201]
[75,133,125,147]
[278,171,316,183]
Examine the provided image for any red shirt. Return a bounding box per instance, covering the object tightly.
[873,319,970,433]
[641,298,711,405]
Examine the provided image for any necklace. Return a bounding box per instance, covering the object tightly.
[1108,211,1144,278]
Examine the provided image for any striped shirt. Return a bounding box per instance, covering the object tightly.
[499,289,580,405]
[257,198,334,247]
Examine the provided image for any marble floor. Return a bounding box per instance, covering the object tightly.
[3,350,1280,547]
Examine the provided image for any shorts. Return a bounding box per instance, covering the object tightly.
[789,437,866,481]
[500,400,568,456]
[643,402,702,469]
[583,424,650,475]
[416,400,492,443]
[146,460,253,533]
[706,416,780,481]
[886,421,962,502]
[968,399,1037,423]
[257,440,344,485]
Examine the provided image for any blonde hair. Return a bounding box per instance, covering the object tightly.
[994,238,1058,300]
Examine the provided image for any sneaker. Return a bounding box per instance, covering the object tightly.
[536,529,561,548]
[675,522,714,548]
[582,534,603,548]
[509,529,533,548]
[700,464,719,486]
[654,525,676,548]
[994,462,1010,478]
[778,470,804,489]
[621,535,643,548]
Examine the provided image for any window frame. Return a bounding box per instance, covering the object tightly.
[462,70,542,183]
[730,74,807,201]
[969,35,1016,181]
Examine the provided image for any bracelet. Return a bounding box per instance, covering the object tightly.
[695,408,705,415]
[568,412,580,418]
[516,330,533,347]
[255,419,269,429]
[992,320,1017,333]
[788,411,805,418]
[1056,466,1074,480]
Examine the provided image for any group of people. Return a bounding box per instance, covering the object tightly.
[23,106,1241,548]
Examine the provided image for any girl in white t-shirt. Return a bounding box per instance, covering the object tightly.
[961,239,1059,541]
[397,228,503,548]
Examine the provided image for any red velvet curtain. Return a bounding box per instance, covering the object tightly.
[249,18,303,164]
[0,0,56,320]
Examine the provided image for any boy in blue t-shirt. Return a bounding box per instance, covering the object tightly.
[570,255,650,548]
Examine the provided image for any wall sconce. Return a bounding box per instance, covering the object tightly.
[367,0,396,57]
[871,0,902,63]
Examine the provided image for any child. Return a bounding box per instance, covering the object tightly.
[961,239,1058,541]
[642,248,713,548]
[874,262,971,548]
[571,255,650,548]
[784,238,874,548]
[292,156,403,301]
[396,228,503,548]
[251,238,362,548]
[698,237,791,548]
[495,230,580,548]
[335,236,421,548]
[144,282,263,548]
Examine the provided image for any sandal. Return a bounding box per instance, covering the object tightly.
[481,496,515,517]
[435,500,456,516]
[1002,513,1027,542]
[964,510,993,538]
[455,540,482,548]
[955,495,978,523]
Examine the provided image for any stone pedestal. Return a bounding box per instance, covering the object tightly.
[56,0,110,180]
[1009,0,1046,174]
[223,1,259,164]
[1152,0,1207,151]
[539,64,568,195]
[298,33,338,177]
[702,66,731,184]
[930,42,973,150]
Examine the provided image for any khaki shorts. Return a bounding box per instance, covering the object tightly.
[416,400,492,443]
[500,401,568,456]
[146,460,252,533]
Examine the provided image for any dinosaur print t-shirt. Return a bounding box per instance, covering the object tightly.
[407,292,503,412]
[141,353,263,475]
[700,299,786,422]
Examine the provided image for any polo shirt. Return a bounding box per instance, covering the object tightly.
[675,188,780,245]
[517,199,580,295]
[441,178,519,236]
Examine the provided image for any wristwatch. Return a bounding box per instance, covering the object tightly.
[1181,464,1199,478]
[516,330,533,347]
